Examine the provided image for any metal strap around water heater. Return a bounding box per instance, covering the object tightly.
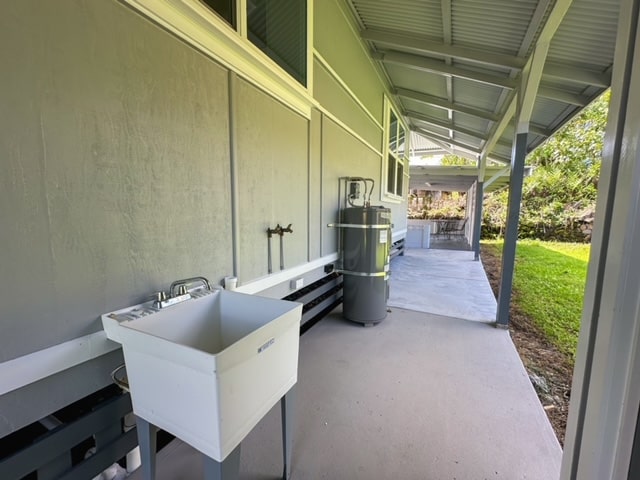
[327,223,390,229]
[336,269,388,278]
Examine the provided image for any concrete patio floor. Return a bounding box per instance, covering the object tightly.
[389,248,497,322]
[129,249,561,480]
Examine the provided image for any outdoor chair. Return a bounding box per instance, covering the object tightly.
[435,218,467,239]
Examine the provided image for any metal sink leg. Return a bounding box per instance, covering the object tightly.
[281,386,295,480]
[136,416,157,480]
[204,444,241,480]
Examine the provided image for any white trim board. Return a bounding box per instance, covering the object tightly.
[392,229,408,242]
[122,0,316,118]
[0,253,339,396]
[0,332,120,396]
[235,253,339,295]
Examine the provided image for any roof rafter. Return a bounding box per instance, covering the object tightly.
[481,0,574,157]
[373,50,517,89]
[395,87,500,122]
[441,0,454,134]
[479,0,551,157]
[426,139,479,164]
[542,64,611,88]
[518,0,574,132]
[481,94,516,158]
[413,127,482,155]
[361,28,526,70]
[537,86,589,106]
[406,110,489,141]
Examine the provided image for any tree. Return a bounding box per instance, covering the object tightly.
[440,154,476,166]
[483,91,610,241]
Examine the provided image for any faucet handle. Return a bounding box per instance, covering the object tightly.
[152,291,167,308]
[152,291,167,301]
[177,285,188,296]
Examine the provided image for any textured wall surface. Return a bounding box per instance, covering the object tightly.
[309,109,323,260]
[314,0,384,121]
[0,0,406,436]
[321,117,385,256]
[0,0,233,432]
[235,78,309,280]
[313,59,383,151]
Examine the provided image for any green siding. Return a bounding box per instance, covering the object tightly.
[314,0,385,122]
[235,78,309,280]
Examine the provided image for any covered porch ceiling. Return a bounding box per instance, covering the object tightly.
[346,0,618,166]
[409,164,533,192]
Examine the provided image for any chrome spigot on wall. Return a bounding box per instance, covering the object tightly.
[266,224,293,273]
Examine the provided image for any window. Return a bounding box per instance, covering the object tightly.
[196,0,307,86]
[201,0,235,27]
[123,0,312,116]
[248,0,307,85]
[386,105,406,198]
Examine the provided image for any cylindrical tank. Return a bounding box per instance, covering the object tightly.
[341,206,391,325]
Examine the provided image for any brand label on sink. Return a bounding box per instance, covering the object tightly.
[258,338,275,354]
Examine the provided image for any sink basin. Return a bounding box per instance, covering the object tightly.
[102,289,302,462]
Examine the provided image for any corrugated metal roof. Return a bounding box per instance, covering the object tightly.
[351,0,443,38]
[451,77,504,113]
[549,0,619,69]
[386,64,449,98]
[452,0,539,54]
[410,131,445,154]
[346,0,618,187]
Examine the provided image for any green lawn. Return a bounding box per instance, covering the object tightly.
[482,240,590,359]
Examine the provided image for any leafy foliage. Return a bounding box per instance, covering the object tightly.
[440,154,476,166]
[483,91,610,240]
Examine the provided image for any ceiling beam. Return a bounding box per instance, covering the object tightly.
[530,123,552,137]
[483,166,511,190]
[490,154,512,165]
[361,28,526,70]
[481,93,517,158]
[517,0,574,131]
[441,0,454,131]
[481,0,574,158]
[423,137,509,165]
[396,87,500,122]
[411,166,484,176]
[406,110,490,141]
[537,86,589,106]
[542,64,611,88]
[424,139,481,164]
[413,127,482,154]
[519,0,553,57]
[373,50,517,89]
[480,0,550,156]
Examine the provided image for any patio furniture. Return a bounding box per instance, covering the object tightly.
[434,219,467,239]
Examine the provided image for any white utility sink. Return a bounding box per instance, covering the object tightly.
[102,288,302,462]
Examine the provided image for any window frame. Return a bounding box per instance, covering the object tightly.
[122,0,314,118]
[383,97,409,201]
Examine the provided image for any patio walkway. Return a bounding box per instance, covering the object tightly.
[129,251,562,480]
[389,248,497,322]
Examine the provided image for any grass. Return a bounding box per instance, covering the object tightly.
[482,239,590,359]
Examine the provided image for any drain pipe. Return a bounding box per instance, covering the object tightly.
[110,365,141,475]
[278,224,293,271]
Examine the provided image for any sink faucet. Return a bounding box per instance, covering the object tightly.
[169,276,212,298]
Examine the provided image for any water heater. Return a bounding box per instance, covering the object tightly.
[330,177,391,326]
